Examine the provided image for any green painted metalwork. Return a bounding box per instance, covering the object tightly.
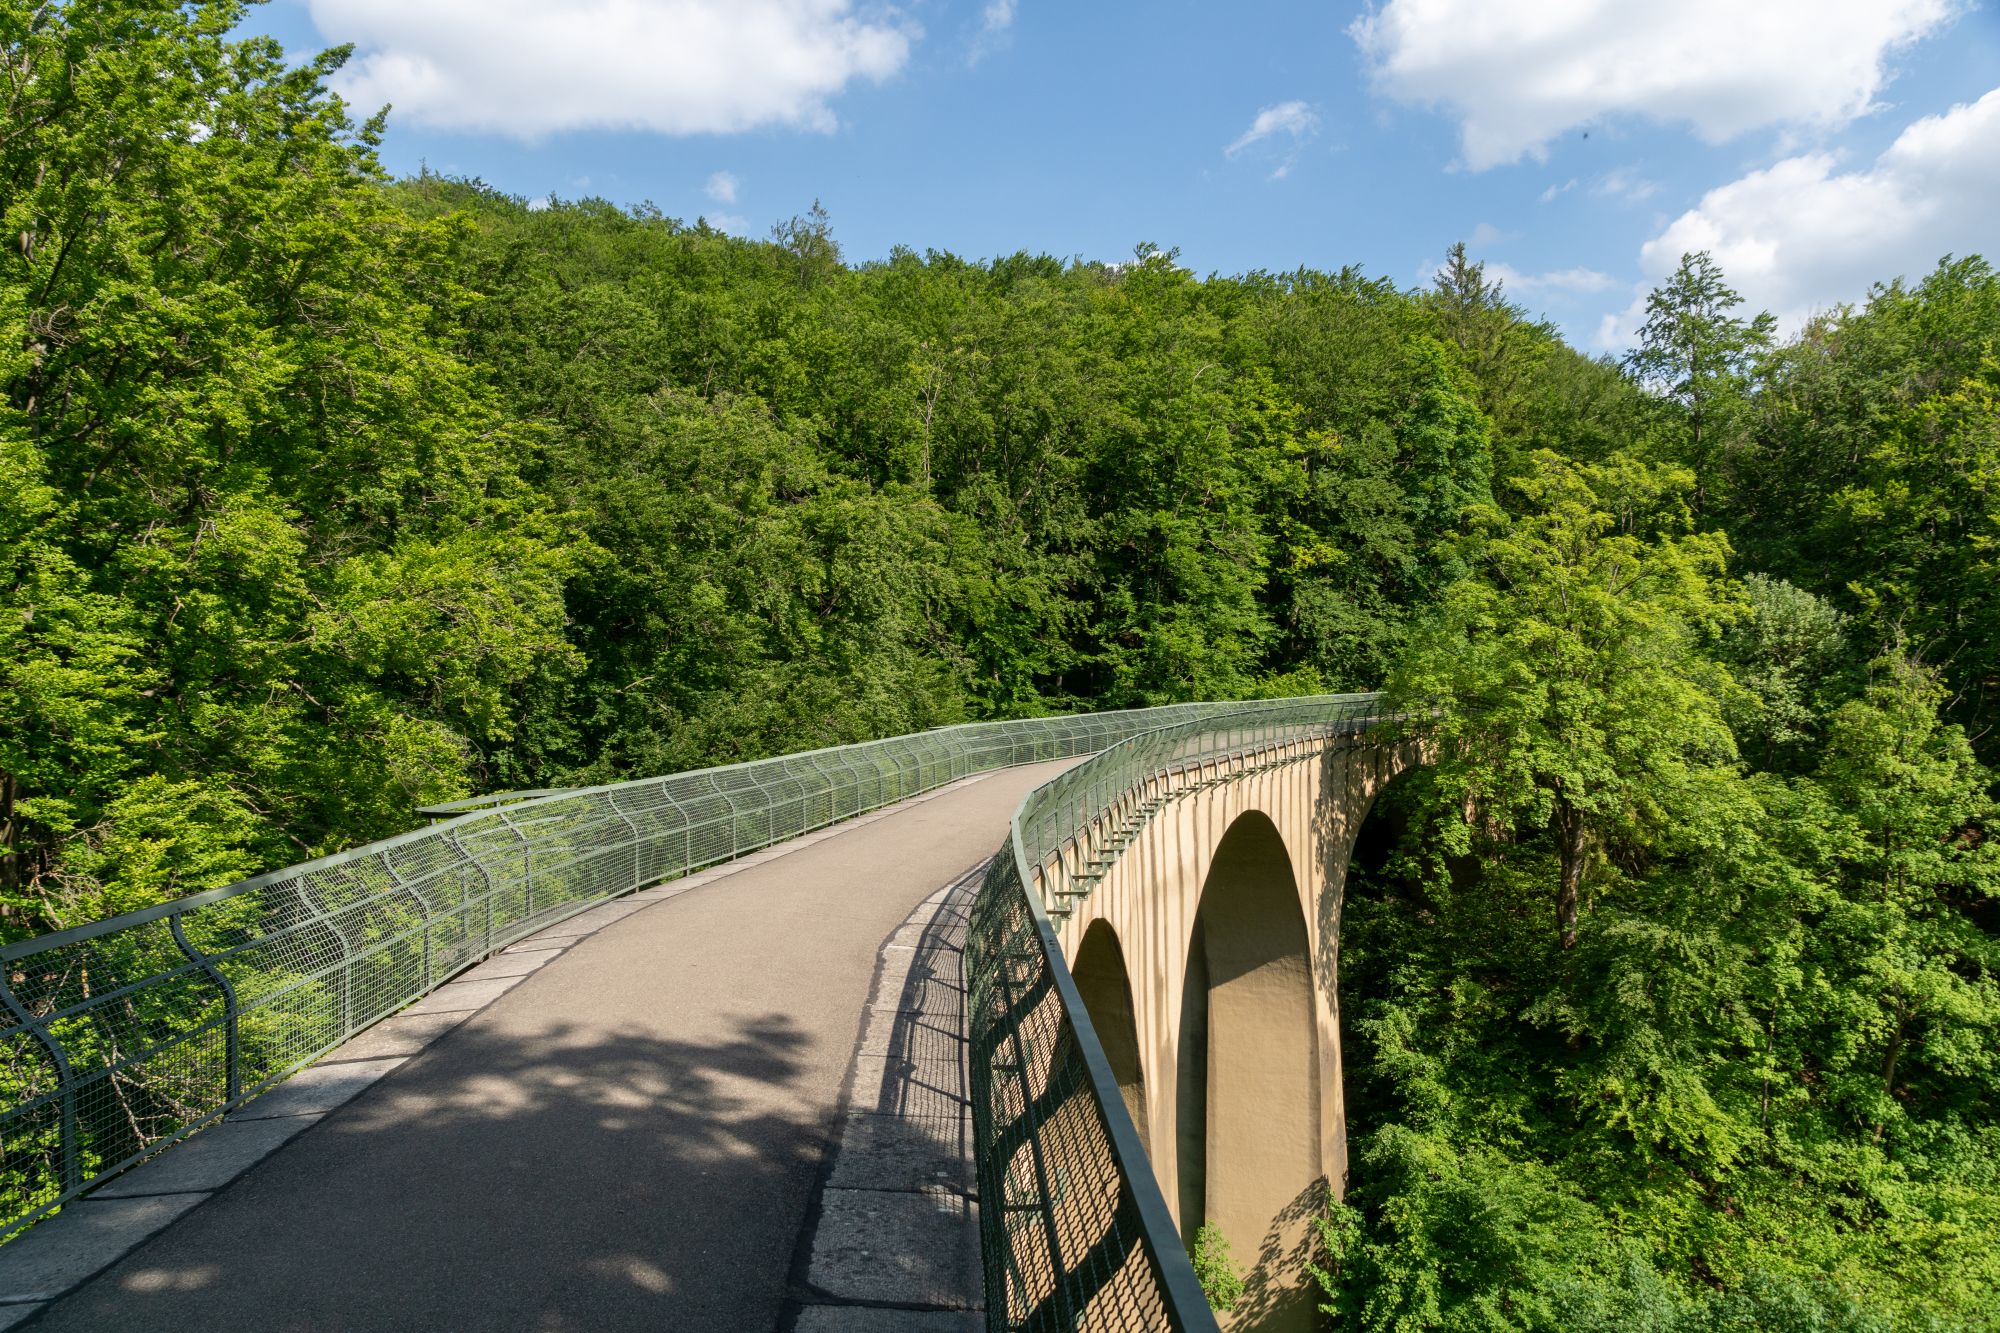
[967,692,1388,1332]
[0,702,1275,1242]
[0,692,1388,1333]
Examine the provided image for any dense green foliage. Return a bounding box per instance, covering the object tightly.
[0,0,578,930]
[1331,257,2000,1329]
[4,1,1542,928]
[1,4,1993,1324]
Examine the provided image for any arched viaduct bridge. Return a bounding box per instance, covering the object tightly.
[0,696,1406,1331]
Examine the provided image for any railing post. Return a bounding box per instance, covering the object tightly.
[383,858,434,992]
[283,879,358,1038]
[606,790,643,891]
[445,827,496,960]
[802,751,836,829]
[498,810,533,924]
[0,977,78,1195]
[169,911,242,1106]
[705,776,744,859]
[655,781,691,877]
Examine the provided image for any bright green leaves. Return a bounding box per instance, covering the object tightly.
[1322,1126,1613,1333]
[1808,658,2000,1151]
[47,775,265,929]
[1343,438,1999,1325]
[1733,256,2000,756]
[1624,251,1775,522]
[1391,450,1740,947]
[0,434,157,910]
[318,522,585,746]
[1720,576,1849,771]
[1247,270,1500,691]
[433,199,1489,742]
[0,3,578,936]
[1833,347,2000,730]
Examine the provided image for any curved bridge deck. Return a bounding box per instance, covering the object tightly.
[9,762,1076,1331]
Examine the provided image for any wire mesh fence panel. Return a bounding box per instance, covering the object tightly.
[0,700,1377,1243]
[967,856,1185,1332]
[966,693,1390,1333]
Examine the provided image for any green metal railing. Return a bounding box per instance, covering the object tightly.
[967,693,1387,1332]
[0,703,1249,1240]
[0,691,1390,1333]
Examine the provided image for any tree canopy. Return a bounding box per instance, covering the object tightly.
[2,4,1995,1325]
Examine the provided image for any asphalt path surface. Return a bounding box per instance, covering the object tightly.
[29,762,1072,1332]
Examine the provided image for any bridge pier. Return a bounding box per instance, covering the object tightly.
[1055,737,1411,1330]
[1189,812,1320,1331]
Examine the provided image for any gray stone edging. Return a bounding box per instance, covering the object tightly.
[788,864,987,1331]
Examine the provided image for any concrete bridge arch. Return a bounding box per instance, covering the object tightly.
[1052,735,1411,1330]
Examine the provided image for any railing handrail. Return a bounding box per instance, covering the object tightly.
[0,698,1353,1249]
[968,692,1387,1330]
[415,788,583,817]
[2,703,1238,963]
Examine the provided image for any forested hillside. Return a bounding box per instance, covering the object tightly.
[1,4,1994,1328]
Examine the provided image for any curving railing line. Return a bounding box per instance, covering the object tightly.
[0,703,1257,1240]
[0,691,1391,1333]
[967,692,1387,1332]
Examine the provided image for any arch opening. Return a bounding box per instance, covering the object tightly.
[1177,810,1319,1330]
[1072,919,1149,1148]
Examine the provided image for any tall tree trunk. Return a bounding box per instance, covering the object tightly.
[0,770,18,893]
[1553,796,1585,949]
[1874,990,1910,1144]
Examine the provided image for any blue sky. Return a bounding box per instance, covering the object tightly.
[242,1,2000,352]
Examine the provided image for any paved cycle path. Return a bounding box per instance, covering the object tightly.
[20,761,1072,1332]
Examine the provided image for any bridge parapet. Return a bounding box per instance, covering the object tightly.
[966,694,1388,1333]
[0,692,1394,1333]
[0,702,1265,1241]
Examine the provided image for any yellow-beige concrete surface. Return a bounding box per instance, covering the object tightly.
[1052,737,1411,1332]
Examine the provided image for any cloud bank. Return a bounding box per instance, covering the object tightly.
[1609,86,2000,339]
[1486,262,1618,296]
[312,0,913,139]
[1616,83,2000,340]
[1351,0,1956,168]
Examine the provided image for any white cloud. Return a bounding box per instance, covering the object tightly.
[1485,261,1618,296]
[1539,177,1578,204]
[1591,167,1658,203]
[311,0,914,140]
[969,0,1015,63]
[1226,100,1319,156]
[1350,0,1957,169]
[705,170,739,204]
[1469,221,1513,247]
[1605,85,2000,341]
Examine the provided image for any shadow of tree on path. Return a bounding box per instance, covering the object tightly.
[32,1012,824,1333]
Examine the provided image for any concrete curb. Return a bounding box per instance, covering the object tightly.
[787,864,986,1330]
